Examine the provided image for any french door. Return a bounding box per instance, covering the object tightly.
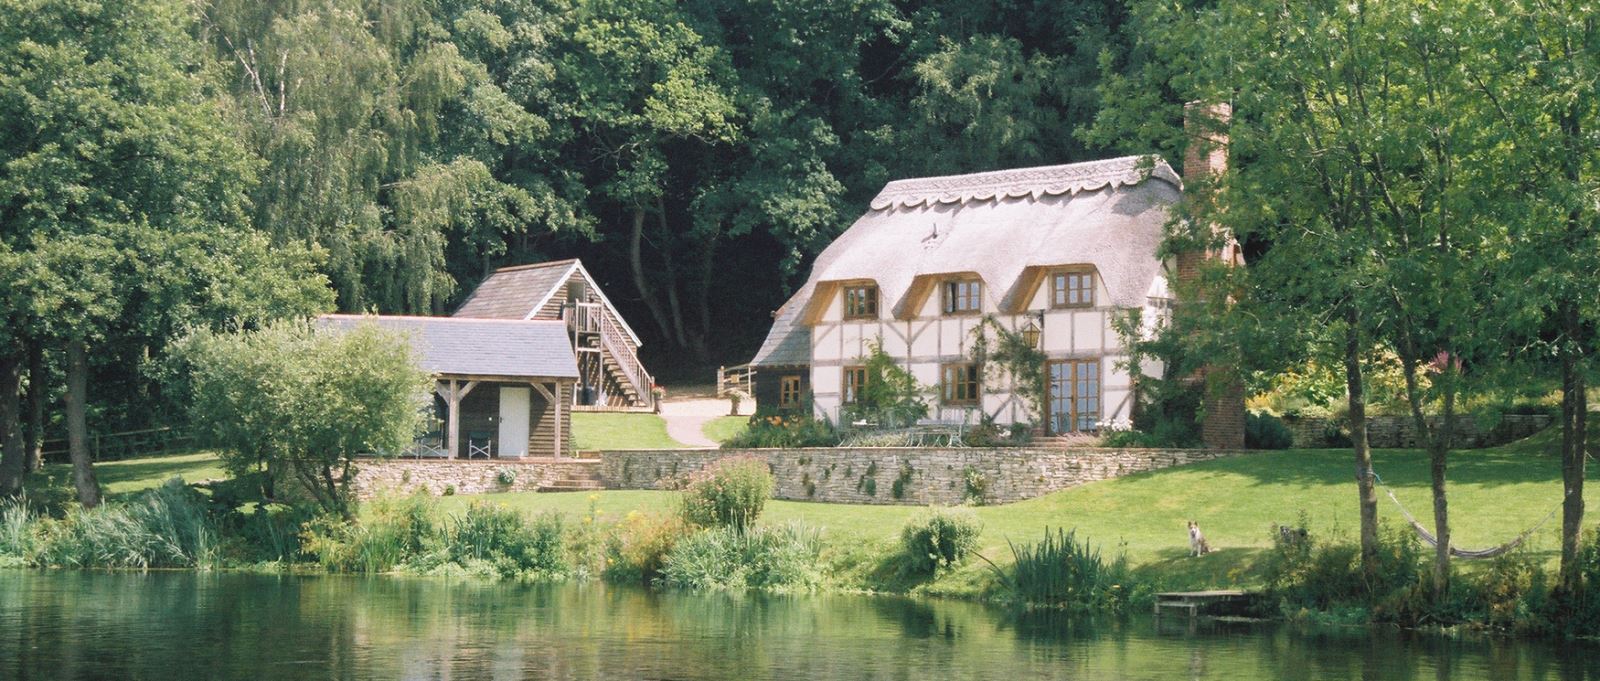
[1048,359,1101,434]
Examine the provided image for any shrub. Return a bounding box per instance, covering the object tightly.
[495,468,517,486]
[226,502,309,564]
[445,502,567,579]
[680,456,774,532]
[962,467,989,505]
[659,523,824,591]
[605,511,692,584]
[33,478,217,569]
[1245,411,1294,449]
[1002,528,1138,613]
[300,494,439,573]
[898,507,981,575]
[840,339,928,428]
[724,413,839,448]
[1260,517,1426,618]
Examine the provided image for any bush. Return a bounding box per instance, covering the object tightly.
[299,494,440,573]
[33,478,218,569]
[659,523,824,591]
[444,502,567,579]
[605,511,692,585]
[680,456,774,532]
[724,413,839,448]
[898,507,981,575]
[299,496,567,579]
[1260,517,1426,618]
[1245,411,1294,449]
[1003,528,1138,613]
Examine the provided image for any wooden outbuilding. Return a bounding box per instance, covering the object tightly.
[454,259,655,411]
[319,315,579,459]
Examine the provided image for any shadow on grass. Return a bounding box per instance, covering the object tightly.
[1156,428,1584,491]
[34,452,222,499]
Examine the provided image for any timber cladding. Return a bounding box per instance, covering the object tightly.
[599,447,1250,506]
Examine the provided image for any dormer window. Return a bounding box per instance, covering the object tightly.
[1050,270,1095,309]
[843,284,879,320]
[942,279,982,315]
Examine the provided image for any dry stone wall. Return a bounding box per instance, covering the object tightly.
[1282,414,1551,450]
[352,459,600,498]
[601,447,1250,506]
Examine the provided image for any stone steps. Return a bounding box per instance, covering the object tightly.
[537,478,605,493]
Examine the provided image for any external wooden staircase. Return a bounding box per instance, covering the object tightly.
[567,302,654,410]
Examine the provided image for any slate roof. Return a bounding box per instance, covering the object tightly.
[317,315,579,379]
[750,156,1181,367]
[453,259,644,346]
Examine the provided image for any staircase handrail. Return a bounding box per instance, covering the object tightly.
[596,309,653,408]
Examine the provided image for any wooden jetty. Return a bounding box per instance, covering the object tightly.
[1153,590,1257,619]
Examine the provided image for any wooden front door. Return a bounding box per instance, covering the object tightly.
[498,386,531,457]
[1048,359,1101,435]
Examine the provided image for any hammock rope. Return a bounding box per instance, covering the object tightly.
[1371,470,1566,560]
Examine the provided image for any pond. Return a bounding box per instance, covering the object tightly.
[0,571,1594,680]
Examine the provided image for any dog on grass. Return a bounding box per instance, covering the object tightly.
[1187,520,1212,557]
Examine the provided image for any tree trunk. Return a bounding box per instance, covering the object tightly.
[1559,310,1587,591]
[1400,354,1450,597]
[1344,313,1378,582]
[629,206,677,346]
[65,340,101,508]
[653,198,693,354]
[1429,387,1455,597]
[25,344,43,472]
[0,351,25,498]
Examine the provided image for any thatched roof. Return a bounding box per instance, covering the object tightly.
[317,315,579,380]
[750,156,1180,367]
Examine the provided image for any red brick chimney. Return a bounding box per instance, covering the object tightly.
[1178,101,1246,450]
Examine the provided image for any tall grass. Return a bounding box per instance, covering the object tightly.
[0,496,36,564]
[300,496,568,579]
[1000,528,1139,613]
[32,478,217,569]
[300,494,439,573]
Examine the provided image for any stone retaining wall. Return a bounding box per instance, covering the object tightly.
[1282,414,1552,450]
[352,459,601,498]
[600,447,1250,506]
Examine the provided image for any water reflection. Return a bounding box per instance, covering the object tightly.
[0,571,1596,680]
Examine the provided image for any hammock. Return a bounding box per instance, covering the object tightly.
[1371,470,1565,560]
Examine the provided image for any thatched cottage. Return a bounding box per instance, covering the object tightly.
[748,110,1242,443]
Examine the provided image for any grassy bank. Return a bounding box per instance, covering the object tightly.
[434,442,1581,594]
[11,427,1589,624]
[27,431,1586,589]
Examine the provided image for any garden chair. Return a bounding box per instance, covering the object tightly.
[467,431,493,460]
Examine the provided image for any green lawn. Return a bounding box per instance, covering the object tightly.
[701,416,748,444]
[33,425,1583,592]
[450,428,1583,591]
[570,412,686,451]
[34,451,229,499]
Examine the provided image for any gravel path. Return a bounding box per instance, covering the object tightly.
[658,398,746,448]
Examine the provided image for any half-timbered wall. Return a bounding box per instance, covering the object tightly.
[809,268,1166,430]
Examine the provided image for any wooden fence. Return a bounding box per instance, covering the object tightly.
[39,427,194,463]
